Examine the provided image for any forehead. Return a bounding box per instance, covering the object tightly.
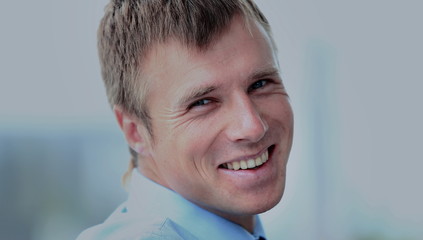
[141,16,278,108]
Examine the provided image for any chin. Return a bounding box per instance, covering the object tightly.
[253,191,284,214]
[232,186,286,216]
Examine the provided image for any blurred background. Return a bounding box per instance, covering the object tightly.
[0,0,422,239]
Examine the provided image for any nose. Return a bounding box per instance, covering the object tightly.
[225,94,268,143]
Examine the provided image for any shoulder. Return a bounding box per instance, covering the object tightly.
[76,217,198,240]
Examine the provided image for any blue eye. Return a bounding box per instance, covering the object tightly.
[249,79,268,92]
[189,99,212,108]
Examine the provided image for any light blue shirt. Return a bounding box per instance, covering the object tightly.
[77,169,266,240]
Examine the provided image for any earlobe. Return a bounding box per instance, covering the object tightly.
[133,137,152,158]
[113,105,150,157]
[133,142,145,155]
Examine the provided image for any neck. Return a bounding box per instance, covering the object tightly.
[233,215,256,233]
[137,166,257,233]
[215,212,256,233]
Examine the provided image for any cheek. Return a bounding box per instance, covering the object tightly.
[280,102,294,125]
[260,96,293,123]
[161,125,221,198]
[165,121,220,172]
[176,115,223,149]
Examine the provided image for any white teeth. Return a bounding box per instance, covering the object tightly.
[222,149,269,171]
[261,153,266,163]
[233,161,240,170]
[255,156,262,166]
[247,159,256,168]
[240,160,248,169]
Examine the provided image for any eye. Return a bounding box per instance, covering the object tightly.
[188,99,212,109]
[248,79,269,92]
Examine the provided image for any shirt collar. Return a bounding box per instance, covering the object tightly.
[126,169,266,240]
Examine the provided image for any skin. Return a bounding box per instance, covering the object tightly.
[115,15,294,233]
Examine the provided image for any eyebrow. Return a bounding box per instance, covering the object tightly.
[248,67,280,82]
[176,85,218,108]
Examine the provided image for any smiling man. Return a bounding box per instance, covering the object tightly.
[77,0,293,239]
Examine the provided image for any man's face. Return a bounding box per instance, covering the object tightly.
[140,16,293,219]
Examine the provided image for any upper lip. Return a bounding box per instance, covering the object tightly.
[217,145,271,167]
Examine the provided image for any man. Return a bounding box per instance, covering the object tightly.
[77,0,293,239]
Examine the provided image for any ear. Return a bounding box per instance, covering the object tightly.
[114,105,151,157]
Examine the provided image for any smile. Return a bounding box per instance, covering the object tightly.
[219,147,271,170]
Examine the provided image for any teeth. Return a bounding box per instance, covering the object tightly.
[240,160,248,169]
[233,161,240,170]
[222,149,269,171]
[255,156,262,166]
[247,159,256,168]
